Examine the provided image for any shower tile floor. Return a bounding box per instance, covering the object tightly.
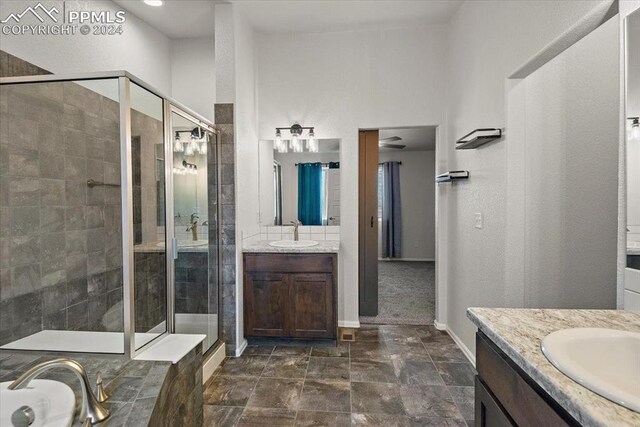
[360,261,435,326]
[203,324,474,426]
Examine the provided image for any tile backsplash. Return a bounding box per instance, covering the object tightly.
[241,225,340,247]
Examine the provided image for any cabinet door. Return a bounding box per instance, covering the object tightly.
[475,377,515,427]
[289,273,335,338]
[245,273,289,337]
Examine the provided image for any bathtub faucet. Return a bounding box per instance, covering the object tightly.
[7,358,110,425]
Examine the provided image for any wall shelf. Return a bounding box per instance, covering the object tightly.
[456,128,502,149]
[436,170,469,183]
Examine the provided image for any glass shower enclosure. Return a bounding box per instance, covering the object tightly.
[0,71,220,358]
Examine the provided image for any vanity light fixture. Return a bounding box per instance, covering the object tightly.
[629,117,640,141]
[274,124,317,153]
[173,128,208,155]
[143,0,163,6]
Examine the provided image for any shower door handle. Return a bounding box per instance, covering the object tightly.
[171,238,178,260]
[371,216,374,228]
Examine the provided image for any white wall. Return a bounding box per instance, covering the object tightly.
[445,0,619,355]
[0,0,172,94]
[378,151,435,260]
[214,3,260,354]
[171,37,216,121]
[626,10,640,241]
[257,25,447,325]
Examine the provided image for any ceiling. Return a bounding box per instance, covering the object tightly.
[112,0,462,39]
[232,0,463,34]
[112,0,218,39]
[379,126,437,151]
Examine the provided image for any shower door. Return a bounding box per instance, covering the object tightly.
[168,107,219,353]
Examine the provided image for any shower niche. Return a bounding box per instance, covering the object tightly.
[0,72,221,358]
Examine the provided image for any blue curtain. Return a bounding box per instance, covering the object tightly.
[298,162,323,225]
[381,161,402,258]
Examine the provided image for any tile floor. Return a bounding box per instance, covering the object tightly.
[203,324,475,426]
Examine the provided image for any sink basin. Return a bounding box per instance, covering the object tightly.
[0,379,76,427]
[269,240,319,248]
[541,328,640,412]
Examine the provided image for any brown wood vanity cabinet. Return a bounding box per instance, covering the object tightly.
[243,253,337,339]
[475,332,580,427]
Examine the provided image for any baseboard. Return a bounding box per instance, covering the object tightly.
[235,338,248,357]
[338,320,361,328]
[433,320,447,331]
[202,342,225,384]
[435,321,476,367]
[378,258,435,262]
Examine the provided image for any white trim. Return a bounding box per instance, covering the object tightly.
[235,338,248,357]
[378,258,435,262]
[203,343,226,384]
[435,322,476,367]
[338,320,361,328]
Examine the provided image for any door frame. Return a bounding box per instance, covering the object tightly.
[357,125,447,327]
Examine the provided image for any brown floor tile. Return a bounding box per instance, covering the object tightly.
[351,413,410,426]
[238,407,297,426]
[415,326,455,345]
[350,341,390,361]
[407,416,468,426]
[426,342,469,363]
[311,342,349,357]
[306,357,349,380]
[203,405,243,427]
[216,355,270,377]
[272,346,312,356]
[262,356,309,379]
[448,386,475,421]
[299,379,351,412]
[435,362,475,386]
[203,375,258,406]
[357,326,383,342]
[392,359,444,385]
[295,411,351,427]
[350,359,397,383]
[400,385,460,418]
[351,382,405,415]
[246,377,303,410]
[244,345,275,356]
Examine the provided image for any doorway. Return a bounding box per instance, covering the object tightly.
[358,126,437,325]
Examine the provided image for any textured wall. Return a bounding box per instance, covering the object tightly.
[445,0,618,354]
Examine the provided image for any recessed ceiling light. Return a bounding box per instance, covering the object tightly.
[143,0,163,6]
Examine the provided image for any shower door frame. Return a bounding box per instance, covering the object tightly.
[0,71,222,359]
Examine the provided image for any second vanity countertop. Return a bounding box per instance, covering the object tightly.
[242,240,340,253]
[467,308,640,427]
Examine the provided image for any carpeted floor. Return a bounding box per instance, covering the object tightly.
[360,261,435,326]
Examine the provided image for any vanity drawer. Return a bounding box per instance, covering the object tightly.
[244,253,334,273]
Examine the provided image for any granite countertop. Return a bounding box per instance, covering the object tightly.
[0,350,171,426]
[467,308,640,427]
[242,240,340,253]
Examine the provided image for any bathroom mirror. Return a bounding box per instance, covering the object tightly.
[259,139,341,226]
[626,9,640,271]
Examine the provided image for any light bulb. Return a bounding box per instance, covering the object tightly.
[308,130,318,152]
[200,141,207,155]
[185,144,194,156]
[174,134,183,152]
[275,130,282,152]
[292,135,302,152]
[632,125,640,141]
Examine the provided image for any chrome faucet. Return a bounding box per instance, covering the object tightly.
[186,213,199,241]
[7,358,110,425]
[290,220,302,241]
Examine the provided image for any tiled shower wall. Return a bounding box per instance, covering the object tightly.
[0,52,125,345]
[215,103,237,354]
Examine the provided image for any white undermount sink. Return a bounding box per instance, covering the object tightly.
[269,240,319,248]
[0,379,76,427]
[541,328,640,412]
